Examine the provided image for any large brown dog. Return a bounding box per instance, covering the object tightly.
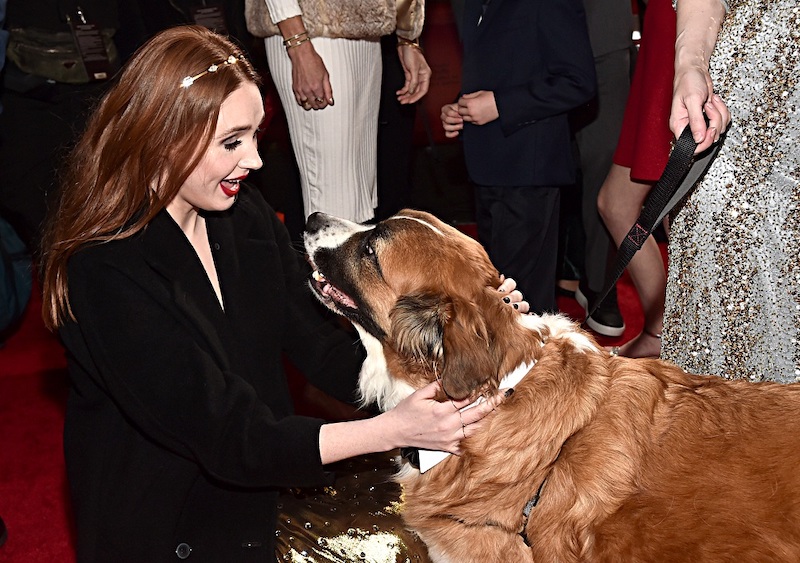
[303,209,800,563]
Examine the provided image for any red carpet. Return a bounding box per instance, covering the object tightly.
[0,283,74,562]
[0,243,659,561]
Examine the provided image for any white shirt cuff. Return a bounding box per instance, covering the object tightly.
[264,0,302,25]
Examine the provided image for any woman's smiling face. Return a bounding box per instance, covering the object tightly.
[167,82,264,222]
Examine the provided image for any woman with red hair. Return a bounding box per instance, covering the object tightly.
[40,25,509,561]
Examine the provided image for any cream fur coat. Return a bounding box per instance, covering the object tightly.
[245,0,425,41]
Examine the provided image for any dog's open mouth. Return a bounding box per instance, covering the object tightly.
[310,269,358,310]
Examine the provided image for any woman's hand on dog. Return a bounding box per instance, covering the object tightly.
[385,381,511,455]
[498,276,529,314]
[318,383,511,464]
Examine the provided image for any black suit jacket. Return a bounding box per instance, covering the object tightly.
[460,0,596,187]
[59,187,363,561]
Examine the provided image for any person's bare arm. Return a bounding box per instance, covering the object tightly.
[319,382,508,464]
[396,41,431,105]
[276,16,333,110]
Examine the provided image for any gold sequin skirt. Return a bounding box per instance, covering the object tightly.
[275,451,431,562]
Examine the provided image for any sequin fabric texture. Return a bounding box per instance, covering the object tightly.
[663,0,800,382]
[274,452,430,562]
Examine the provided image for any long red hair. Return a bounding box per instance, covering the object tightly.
[40,25,261,330]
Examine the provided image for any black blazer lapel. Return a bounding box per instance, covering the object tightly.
[141,210,230,368]
[204,202,280,353]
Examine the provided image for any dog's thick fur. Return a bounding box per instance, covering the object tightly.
[304,209,800,563]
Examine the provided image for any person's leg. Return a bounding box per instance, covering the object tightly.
[574,48,631,336]
[597,163,664,358]
[475,184,560,314]
[556,178,583,297]
[375,34,417,221]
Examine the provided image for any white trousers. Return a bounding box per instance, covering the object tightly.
[265,36,381,223]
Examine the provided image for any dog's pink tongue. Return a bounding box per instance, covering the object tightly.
[313,270,357,308]
[329,285,356,308]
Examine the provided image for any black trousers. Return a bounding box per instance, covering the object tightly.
[475,184,561,314]
[375,34,417,221]
[573,47,631,294]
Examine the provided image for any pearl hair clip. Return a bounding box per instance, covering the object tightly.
[180,54,243,89]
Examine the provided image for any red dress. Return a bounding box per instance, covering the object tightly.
[613,0,676,182]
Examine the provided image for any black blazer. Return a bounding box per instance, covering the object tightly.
[59,187,363,561]
[460,0,596,187]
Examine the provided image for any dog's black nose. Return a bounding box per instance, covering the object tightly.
[305,212,331,234]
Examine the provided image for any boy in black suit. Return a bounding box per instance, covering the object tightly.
[441,0,596,313]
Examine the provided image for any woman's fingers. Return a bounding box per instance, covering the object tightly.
[497,276,529,313]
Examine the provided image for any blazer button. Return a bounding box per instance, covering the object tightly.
[175,542,192,559]
[213,243,221,251]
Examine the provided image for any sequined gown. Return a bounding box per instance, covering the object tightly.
[662,0,800,382]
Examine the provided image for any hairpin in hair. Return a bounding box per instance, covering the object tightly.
[180,54,244,89]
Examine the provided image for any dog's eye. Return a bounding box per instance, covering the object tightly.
[361,231,381,265]
[361,237,383,278]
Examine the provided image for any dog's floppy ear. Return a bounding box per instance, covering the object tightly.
[389,291,497,400]
[390,292,449,365]
[438,295,497,399]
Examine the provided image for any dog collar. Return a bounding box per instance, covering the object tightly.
[407,360,536,473]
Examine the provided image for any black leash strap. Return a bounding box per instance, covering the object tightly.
[588,122,724,319]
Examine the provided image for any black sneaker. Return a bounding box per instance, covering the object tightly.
[575,282,626,337]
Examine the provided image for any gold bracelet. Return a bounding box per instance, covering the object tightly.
[285,36,311,49]
[397,36,424,55]
[283,31,309,48]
